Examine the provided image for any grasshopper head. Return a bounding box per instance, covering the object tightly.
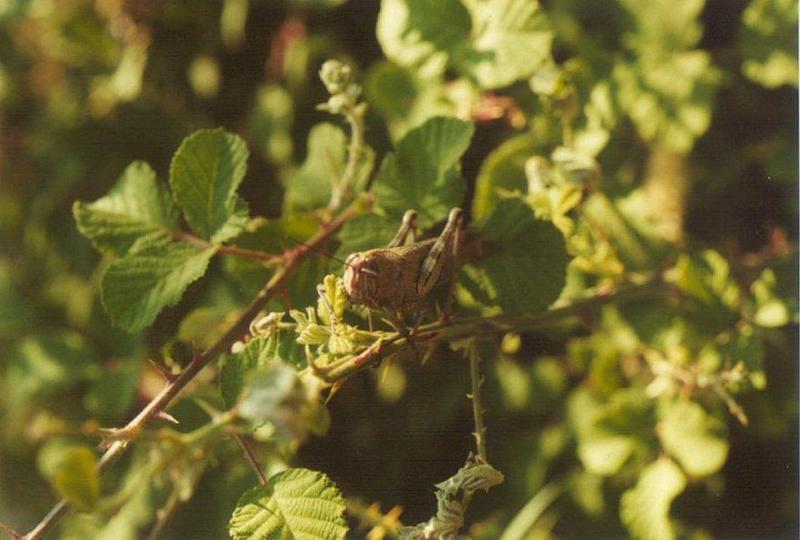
[343,252,379,306]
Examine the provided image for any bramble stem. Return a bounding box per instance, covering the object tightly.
[468,344,488,460]
[21,203,362,540]
[173,231,282,263]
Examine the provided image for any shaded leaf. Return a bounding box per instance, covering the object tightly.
[461,199,568,315]
[220,332,305,408]
[472,134,538,219]
[374,117,473,228]
[39,443,100,512]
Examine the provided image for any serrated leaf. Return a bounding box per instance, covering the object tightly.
[101,235,216,332]
[40,444,100,512]
[461,199,568,315]
[658,399,728,477]
[73,161,177,256]
[741,0,798,88]
[620,458,686,540]
[335,213,398,260]
[229,468,348,540]
[374,117,473,227]
[457,0,552,89]
[220,332,305,408]
[169,129,249,241]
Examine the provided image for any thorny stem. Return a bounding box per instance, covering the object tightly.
[173,230,282,264]
[21,203,363,540]
[468,344,488,460]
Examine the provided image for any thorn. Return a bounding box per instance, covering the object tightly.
[325,381,344,405]
[154,410,180,425]
[148,359,178,383]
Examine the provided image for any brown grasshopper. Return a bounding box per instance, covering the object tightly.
[343,207,463,316]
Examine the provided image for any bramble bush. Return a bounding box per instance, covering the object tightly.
[0,1,797,539]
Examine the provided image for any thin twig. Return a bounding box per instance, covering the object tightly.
[174,231,282,263]
[145,489,180,540]
[468,344,487,460]
[21,203,362,540]
[328,104,366,211]
[234,434,268,486]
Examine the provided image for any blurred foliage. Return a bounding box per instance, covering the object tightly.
[0,1,797,539]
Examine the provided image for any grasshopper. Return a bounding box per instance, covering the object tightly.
[343,207,463,314]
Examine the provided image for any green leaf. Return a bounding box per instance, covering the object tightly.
[101,235,216,332]
[335,213,398,259]
[377,0,471,77]
[238,363,302,424]
[620,458,686,540]
[658,399,728,477]
[751,260,799,328]
[568,387,654,476]
[73,161,177,256]
[457,0,552,89]
[613,51,720,153]
[374,116,474,228]
[472,134,538,219]
[461,199,568,315]
[229,468,348,540]
[84,357,142,421]
[169,129,249,242]
[6,331,94,409]
[741,0,798,88]
[220,331,305,408]
[286,123,347,212]
[286,122,375,212]
[39,443,100,511]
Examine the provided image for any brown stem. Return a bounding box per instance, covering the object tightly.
[22,204,361,540]
[235,434,268,486]
[174,231,281,263]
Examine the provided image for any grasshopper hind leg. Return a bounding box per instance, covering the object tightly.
[388,210,419,247]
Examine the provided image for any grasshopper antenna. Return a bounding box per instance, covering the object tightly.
[285,235,353,267]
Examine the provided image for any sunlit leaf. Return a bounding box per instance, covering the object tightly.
[169,129,249,242]
[741,0,798,88]
[101,235,216,332]
[658,399,728,477]
[73,161,177,256]
[39,443,100,511]
[620,458,686,540]
[229,468,348,540]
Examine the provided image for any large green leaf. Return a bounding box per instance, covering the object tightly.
[374,116,473,228]
[620,458,686,540]
[169,129,249,242]
[101,235,216,332]
[73,161,177,256]
[658,399,728,477]
[741,0,798,88]
[461,198,568,315]
[229,468,348,540]
[458,0,552,89]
